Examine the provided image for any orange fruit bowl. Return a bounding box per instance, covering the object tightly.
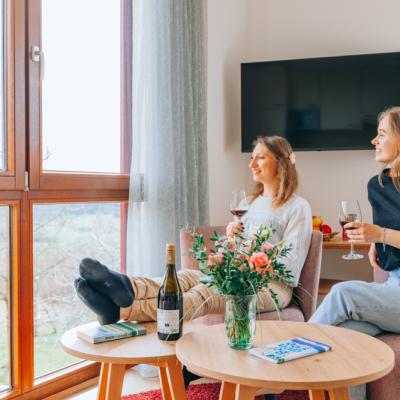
[322,231,339,241]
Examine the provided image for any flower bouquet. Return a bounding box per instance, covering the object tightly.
[190,221,293,349]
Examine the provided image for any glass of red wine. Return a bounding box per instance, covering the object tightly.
[339,200,364,260]
[230,190,249,221]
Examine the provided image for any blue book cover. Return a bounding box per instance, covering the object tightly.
[77,321,147,344]
[249,337,332,364]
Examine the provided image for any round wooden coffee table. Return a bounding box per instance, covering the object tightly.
[61,321,188,400]
[176,321,394,400]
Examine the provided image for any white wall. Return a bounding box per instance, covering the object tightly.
[207,0,400,281]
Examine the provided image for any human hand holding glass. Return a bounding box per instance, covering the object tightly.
[339,200,364,260]
[230,190,249,221]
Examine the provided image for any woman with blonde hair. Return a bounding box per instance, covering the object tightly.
[75,135,312,325]
[310,107,400,400]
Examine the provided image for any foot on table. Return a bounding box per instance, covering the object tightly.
[79,258,134,307]
[74,277,120,325]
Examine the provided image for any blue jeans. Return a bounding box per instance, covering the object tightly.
[309,277,400,400]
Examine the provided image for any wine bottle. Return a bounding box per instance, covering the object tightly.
[157,243,183,341]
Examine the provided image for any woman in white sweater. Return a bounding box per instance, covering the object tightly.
[75,136,312,324]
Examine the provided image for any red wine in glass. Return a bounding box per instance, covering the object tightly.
[339,201,363,260]
[230,190,249,221]
[339,214,357,228]
[230,209,248,219]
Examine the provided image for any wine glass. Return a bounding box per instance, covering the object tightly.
[230,190,249,221]
[339,200,364,260]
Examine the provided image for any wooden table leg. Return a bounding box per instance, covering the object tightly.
[235,384,259,400]
[219,381,236,400]
[159,365,173,400]
[309,390,326,400]
[328,388,350,400]
[165,359,187,400]
[97,363,110,400]
[106,364,126,400]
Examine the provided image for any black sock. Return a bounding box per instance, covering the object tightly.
[79,258,134,308]
[182,365,201,388]
[74,277,120,325]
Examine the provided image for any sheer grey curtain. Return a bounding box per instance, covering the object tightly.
[126,0,209,276]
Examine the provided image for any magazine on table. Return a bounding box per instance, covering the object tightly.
[249,337,332,364]
[77,321,147,344]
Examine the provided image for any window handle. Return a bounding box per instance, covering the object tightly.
[31,45,45,80]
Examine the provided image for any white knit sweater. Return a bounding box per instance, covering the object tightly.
[242,194,312,287]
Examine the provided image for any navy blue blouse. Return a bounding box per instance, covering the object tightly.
[368,170,400,271]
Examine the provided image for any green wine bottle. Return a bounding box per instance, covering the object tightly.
[157,243,183,341]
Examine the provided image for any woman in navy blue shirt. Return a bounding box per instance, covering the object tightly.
[310,106,400,334]
[310,106,400,400]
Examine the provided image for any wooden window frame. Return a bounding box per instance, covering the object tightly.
[27,0,130,191]
[0,1,133,399]
[0,0,26,191]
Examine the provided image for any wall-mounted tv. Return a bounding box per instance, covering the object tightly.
[241,52,400,151]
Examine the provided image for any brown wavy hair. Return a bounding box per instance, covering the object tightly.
[377,107,400,191]
[248,136,298,208]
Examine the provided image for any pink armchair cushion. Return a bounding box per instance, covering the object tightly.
[294,230,322,321]
[367,333,400,400]
[193,304,304,326]
[180,226,225,270]
[368,269,398,400]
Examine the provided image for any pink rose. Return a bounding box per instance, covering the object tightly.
[240,240,254,254]
[216,252,225,264]
[226,221,243,238]
[210,247,224,264]
[262,242,273,253]
[225,239,236,252]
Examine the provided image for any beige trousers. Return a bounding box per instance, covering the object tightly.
[120,269,293,322]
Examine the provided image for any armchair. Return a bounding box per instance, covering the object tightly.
[367,269,400,400]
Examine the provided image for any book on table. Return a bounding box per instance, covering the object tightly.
[249,337,331,364]
[77,321,147,344]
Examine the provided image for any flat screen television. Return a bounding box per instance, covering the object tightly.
[241,52,400,151]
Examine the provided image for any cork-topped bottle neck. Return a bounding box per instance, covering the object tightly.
[165,243,176,264]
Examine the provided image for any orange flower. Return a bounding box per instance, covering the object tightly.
[208,254,217,268]
[250,252,271,269]
[249,252,273,276]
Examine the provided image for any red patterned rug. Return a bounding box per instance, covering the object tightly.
[122,382,311,400]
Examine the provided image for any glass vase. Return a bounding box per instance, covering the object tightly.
[224,294,257,350]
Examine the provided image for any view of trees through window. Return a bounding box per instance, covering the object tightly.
[0,206,10,390]
[33,202,125,378]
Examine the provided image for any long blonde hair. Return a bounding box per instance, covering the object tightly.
[377,107,400,191]
[248,136,298,208]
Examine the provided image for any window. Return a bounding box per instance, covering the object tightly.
[0,2,5,172]
[41,0,121,173]
[33,202,126,377]
[0,0,132,398]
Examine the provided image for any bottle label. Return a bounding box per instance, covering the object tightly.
[157,309,180,334]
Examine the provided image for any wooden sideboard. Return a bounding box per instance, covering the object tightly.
[319,237,370,295]
[323,237,370,251]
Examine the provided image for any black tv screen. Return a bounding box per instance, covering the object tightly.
[241,52,400,151]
